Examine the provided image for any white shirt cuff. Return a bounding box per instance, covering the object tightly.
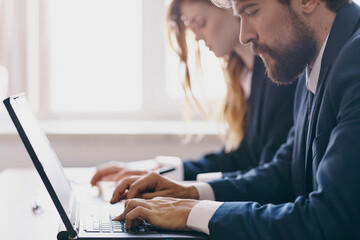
[196,172,222,182]
[186,200,223,235]
[192,182,216,200]
[155,156,184,181]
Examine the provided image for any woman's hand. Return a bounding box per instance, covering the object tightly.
[90,161,149,186]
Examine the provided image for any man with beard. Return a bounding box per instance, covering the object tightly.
[109,0,360,239]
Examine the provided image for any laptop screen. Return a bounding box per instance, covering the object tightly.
[6,95,73,212]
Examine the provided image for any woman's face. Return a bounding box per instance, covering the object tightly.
[180,0,240,57]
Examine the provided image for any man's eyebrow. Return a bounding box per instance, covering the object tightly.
[234,3,257,15]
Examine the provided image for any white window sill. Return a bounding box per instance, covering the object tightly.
[0,120,220,135]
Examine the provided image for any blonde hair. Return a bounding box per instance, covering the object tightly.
[166,0,247,152]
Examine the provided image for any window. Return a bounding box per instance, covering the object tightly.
[0,0,186,121]
[42,0,225,120]
[43,0,183,120]
[48,0,142,113]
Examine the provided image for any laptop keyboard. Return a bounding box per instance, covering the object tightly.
[83,204,155,233]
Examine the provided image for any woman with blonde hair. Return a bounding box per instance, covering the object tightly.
[91,0,296,185]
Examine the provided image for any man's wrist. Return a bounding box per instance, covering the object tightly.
[186,185,200,200]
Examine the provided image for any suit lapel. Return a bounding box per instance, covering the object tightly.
[304,64,331,193]
[295,3,360,195]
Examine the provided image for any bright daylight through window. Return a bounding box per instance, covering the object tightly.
[49,0,142,113]
[49,0,226,116]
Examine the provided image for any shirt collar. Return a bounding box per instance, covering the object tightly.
[306,36,329,94]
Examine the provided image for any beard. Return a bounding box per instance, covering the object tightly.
[251,8,317,85]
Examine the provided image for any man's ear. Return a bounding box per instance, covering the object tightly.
[298,0,320,14]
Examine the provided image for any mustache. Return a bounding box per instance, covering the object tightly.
[250,43,259,55]
[250,42,271,56]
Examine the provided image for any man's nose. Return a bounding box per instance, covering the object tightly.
[239,19,257,45]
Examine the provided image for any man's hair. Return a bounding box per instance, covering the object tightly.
[278,0,351,12]
[211,0,352,12]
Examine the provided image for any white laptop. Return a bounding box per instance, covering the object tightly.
[4,93,208,240]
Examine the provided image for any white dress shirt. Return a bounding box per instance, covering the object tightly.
[306,36,328,93]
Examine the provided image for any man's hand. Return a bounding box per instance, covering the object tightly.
[110,172,199,204]
[90,161,149,186]
[113,197,199,230]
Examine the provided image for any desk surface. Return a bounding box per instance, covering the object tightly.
[0,168,98,240]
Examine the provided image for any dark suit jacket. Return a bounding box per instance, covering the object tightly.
[183,57,297,180]
[208,3,360,239]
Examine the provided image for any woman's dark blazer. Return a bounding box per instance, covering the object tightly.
[183,56,297,180]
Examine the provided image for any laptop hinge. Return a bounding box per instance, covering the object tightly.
[57,230,78,240]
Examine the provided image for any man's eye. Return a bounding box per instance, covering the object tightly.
[246,9,258,17]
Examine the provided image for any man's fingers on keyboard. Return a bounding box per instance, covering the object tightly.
[110,176,138,203]
[113,213,124,221]
[124,206,151,229]
[123,199,151,217]
[119,191,128,200]
[112,210,124,221]
[125,173,160,199]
